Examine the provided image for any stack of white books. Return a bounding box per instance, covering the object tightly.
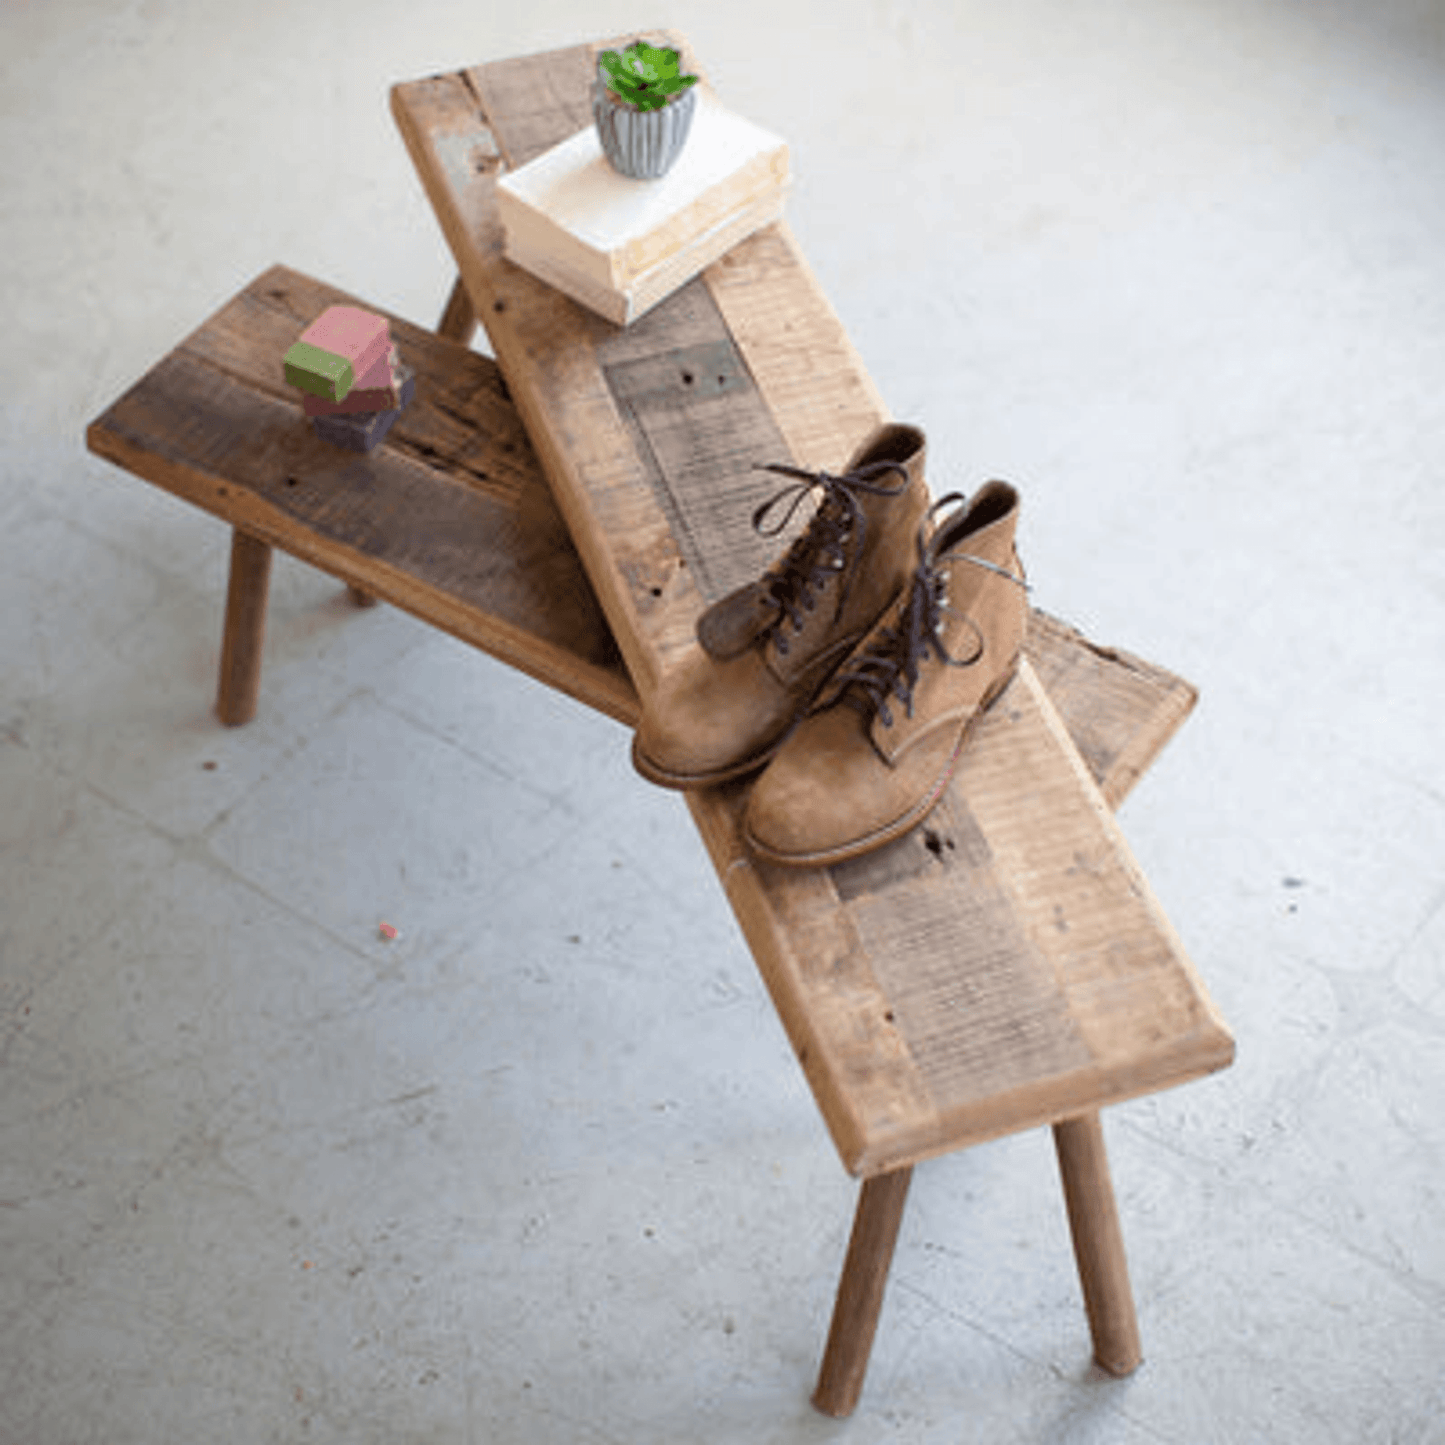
[496,88,791,326]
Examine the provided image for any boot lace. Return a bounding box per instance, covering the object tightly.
[747,458,911,656]
[832,493,1029,728]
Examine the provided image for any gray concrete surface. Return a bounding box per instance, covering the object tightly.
[2,1,1443,1440]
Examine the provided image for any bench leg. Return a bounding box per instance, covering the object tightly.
[1053,1112,1142,1376]
[437,273,477,346]
[812,1165,913,1418]
[216,528,272,726]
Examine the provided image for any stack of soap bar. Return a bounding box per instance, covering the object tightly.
[496,88,790,326]
[282,305,416,453]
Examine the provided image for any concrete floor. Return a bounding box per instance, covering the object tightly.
[2,0,1443,1440]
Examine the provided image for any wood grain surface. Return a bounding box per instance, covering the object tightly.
[394,35,887,695]
[86,264,634,724]
[84,267,1196,790]
[391,37,1232,1176]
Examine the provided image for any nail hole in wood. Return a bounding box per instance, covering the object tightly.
[493,299,506,313]
[681,371,694,385]
[285,476,299,487]
[649,586,663,597]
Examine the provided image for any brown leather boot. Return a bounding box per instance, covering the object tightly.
[631,423,931,789]
[743,483,1028,866]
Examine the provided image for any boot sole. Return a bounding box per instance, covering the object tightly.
[630,728,791,792]
[630,625,881,792]
[743,655,1021,868]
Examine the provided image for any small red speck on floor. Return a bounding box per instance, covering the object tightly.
[378,922,399,942]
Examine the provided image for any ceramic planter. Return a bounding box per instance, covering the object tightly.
[592,79,697,180]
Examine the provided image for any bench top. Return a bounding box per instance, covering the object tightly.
[392,36,1232,1175]
[86,265,636,726]
[84,262,1194,805]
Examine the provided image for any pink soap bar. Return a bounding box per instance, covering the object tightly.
[294,305,391,392]
[302,347,405,416]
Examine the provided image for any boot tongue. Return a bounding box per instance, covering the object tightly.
[695,582,778,659]
[693,443,919,661]
[696,493,851,660]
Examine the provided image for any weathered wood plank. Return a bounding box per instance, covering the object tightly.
[704,220,890,478]
[599,282,799,603]
[392,39,1232,1177]
[692,662,1230,1175]
[87,265,635,725]
[396,34,861,690]
[1024,609,1198,810]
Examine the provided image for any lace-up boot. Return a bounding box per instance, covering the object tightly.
[744,483,1027,865]
[631,423,930,788]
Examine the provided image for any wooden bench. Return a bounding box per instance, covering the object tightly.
[87,264,1224,1415]
[390,34,1234,1416]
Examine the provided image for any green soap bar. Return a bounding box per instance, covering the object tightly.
[284,341,355,402]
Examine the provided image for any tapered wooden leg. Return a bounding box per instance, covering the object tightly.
[812,1166,913,1418]
[1053,1112,1142,1376]
[437,273,477,345]
[216,528,272,726]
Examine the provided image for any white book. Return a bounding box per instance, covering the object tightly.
[497,88,791,326]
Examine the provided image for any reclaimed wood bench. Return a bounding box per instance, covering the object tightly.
[87,263,1224,1415]
[390,34,1234,1416]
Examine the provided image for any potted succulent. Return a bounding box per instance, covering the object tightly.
[592,39,700,180]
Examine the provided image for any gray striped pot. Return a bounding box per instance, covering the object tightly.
[592,79,697,180]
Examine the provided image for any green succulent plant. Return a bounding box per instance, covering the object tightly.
[597,40,699,112]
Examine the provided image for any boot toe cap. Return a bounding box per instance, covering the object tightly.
[632,650,793,787]
[744,709,879,863]
[746,707,965,865]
